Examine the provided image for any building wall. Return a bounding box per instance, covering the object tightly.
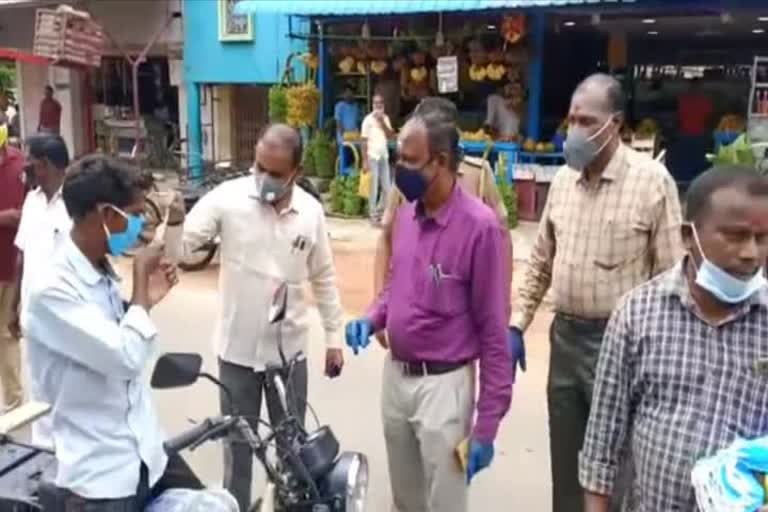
[182,0,307,84]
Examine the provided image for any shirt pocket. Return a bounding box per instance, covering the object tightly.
[594,213,650,272]
[414,266,469,317]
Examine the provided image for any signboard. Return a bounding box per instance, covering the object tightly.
[437,56,458,94]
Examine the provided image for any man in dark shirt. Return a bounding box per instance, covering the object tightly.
[0,125,26,412]
[38,85,62,135]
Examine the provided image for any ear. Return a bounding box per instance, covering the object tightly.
[681,222,694,253]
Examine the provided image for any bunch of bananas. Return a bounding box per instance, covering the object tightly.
[461,129,491,142]
[286,84,320,127]
[343,131,361,142]
[410,66,428,82]
[301,53,319,70]
[338,56,355,74]
[717,114,746,133]
[469,64,487,81]
[370,60,388,75]
[486,63,506,81]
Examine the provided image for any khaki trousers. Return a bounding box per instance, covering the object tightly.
[0,282,21,408]
[382,355,475,512]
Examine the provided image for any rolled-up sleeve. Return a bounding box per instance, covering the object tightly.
[470,222,513,443]
[579,298,635,495]
[25,286,156,381]
[176,184,223,261]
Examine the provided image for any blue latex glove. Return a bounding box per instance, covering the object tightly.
[467,440,495,483]
[345,318,373,355]
[508,327,527,374]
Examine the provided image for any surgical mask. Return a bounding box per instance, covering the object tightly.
[103,205,145,257]
[564,116,616,171]
[257,172,294,203]
[395,161,435,202]
[690,224,766,304]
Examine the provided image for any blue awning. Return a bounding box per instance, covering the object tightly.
[234,0,636,16]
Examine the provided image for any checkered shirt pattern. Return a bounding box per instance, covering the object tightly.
[513,144,684,330]
[579,261,768,511]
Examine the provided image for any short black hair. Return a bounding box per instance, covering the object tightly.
[259,123,302,167]
[45,85,53,93]
[27,134,69,170]
[685,166,768,222]
[575,73,625,114]
[62,155,144,221]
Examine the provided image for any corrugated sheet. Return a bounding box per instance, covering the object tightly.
[234,0,635,16]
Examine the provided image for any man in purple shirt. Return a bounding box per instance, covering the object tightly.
[346,101,513,512]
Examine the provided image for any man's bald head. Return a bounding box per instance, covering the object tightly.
[258,123,302,167]
[573,73,625,116]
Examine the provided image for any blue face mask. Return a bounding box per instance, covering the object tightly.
[103,206,145,257]
[395,160,436,203]
[691,224,766,304]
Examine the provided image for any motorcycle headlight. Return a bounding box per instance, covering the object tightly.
[323,452,369,512]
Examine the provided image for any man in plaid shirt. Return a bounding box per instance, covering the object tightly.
[580,166,768,511]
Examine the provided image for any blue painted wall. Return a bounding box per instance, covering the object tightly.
[183,0,308,84]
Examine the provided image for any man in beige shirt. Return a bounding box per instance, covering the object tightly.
[510,74,683,512]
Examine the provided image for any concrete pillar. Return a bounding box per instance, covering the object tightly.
[187,82,203,179]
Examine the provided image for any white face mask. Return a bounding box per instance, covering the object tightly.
[690,223,767,304]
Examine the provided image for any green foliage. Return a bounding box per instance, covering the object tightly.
[709,134,756,168]
[311,131,336,179]
[499,179,519,229]
[268,85,287,123]
[329,174,366,217]
[0,64,16,101]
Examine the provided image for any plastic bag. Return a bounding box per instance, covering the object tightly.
[145,488,239,512]
[692,436,768,512]
[358,171,371,199]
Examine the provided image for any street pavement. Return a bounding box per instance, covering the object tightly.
[144,218,556,511]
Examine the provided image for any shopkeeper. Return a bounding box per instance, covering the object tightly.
[334,86,361,144]
[484,82,523,140]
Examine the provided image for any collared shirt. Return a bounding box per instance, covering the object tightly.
[513,144,684,330]
[0,145,25,282]
[22,238,167,499]
[177,175,344,370]
[361,112,392,159]
[381,156,508,229]
[15,186,71,305]
[579,260,768,511]
[368,184,512,442]
[334,100,360,136]
[485,94,521,138]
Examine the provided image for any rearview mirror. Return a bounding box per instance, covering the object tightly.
[151,353,202,389]
[269,282,288,324]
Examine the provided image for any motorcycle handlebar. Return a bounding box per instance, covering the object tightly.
[164,417,220,454]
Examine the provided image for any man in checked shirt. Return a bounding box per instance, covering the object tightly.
[580,166,768,511]
[510,73,684,512]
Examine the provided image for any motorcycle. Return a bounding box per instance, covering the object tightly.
[153,282,368,512]
[0,283,367,512]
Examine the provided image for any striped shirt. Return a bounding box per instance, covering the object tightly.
[579,260,768,511]
[513,143,684,330]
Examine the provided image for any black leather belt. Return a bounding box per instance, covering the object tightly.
[394,360,467,377]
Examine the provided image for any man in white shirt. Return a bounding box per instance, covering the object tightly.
[24,154,202,510]
[9,134,72,447]
[485,82,523,140]
[176,123,345,510]
[361,94,395,223]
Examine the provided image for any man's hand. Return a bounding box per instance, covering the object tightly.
[467,440,494,483]
[8,311,21,340]
[324,348,344,378]
[133,243,178,309]
[345,318,373,355]
[508,327,527,376]
[0,209,21,227]
[375,331,388,349]
[148,258,179,307]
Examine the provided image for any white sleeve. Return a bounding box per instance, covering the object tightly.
[178,184,224,260]
[14,195,31,252]
[25,287,156,380]
[361,116,371,139]
[307,210,343,348]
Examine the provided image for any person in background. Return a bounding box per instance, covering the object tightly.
[334,85,360,143]
[511,73,684,512]
[373,97,521,373]
[677,78,713,137]
[173,124,345,511]
[346,105,512,512]
[38,85,62,135]
[24,155,202,509]
[361,93,395,224]
[0,124,24,413]
[9,134,71,446]
[581,166,768,512]
[484,81,524,141]
[375,71,402,124]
